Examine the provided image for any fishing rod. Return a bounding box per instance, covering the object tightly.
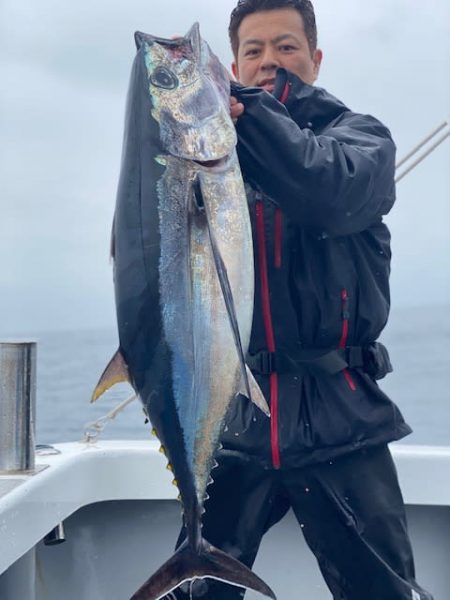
[395,119,450,183]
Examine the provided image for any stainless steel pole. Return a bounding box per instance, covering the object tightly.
[0,341,37,473]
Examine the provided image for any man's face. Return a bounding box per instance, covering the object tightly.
[232,8,322,91]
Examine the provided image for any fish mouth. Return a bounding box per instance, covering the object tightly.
[195,156,230,169]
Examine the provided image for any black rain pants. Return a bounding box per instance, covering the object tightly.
[171,445,433,600]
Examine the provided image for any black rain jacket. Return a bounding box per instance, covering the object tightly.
[221,69,411,469]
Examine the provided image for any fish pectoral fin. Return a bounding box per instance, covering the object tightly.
[238,367,271,417]
[201,181,253,403]
[91,349,131,403]
[129,538,276,600]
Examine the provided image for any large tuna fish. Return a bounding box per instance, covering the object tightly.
[92,23,275,600]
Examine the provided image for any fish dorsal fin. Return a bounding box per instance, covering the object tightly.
[186,22,201,58]
[91,349,131,403]
[238,367,271,417]
[134,31,158,50]
[134,31,146,50]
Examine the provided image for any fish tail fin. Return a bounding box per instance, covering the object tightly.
[130,538,276,600]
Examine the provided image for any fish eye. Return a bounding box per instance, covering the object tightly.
[150,66,178,90]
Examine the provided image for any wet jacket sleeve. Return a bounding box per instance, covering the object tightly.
[232,72,396,237]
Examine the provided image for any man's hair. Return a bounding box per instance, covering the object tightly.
[229,0,317,58]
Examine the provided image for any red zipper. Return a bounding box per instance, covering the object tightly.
[279,81,290,105]
[270,373,280,468]
[256,200,281,469]
[274,208,282,268]
[339,289,356,392]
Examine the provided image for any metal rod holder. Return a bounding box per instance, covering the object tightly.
[44,522,66,546]
[0,341,37,473]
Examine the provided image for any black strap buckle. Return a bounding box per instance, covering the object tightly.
[259,351,276,375]
[345,346,364,369]
[247,351,276,375]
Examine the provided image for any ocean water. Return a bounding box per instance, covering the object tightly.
[16,305,450,447]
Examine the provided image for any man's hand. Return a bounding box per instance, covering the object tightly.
[230,96,244,124]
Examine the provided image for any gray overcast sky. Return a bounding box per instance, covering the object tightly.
[1,0,449,334]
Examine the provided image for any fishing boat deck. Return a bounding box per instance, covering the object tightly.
[1,441,449,599]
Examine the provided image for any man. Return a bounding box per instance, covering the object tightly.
[172,1,434,598]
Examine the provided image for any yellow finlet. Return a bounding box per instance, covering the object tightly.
[91,349,130,403]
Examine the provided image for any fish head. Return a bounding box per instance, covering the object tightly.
[136,23,236,163]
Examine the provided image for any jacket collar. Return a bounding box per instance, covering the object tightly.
[273,68,349,129]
